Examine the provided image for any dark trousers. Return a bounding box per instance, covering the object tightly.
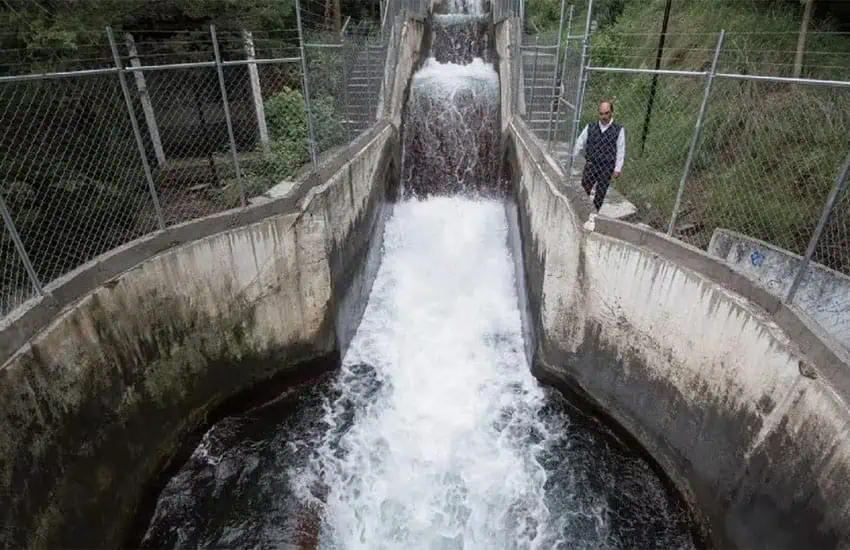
[581,161,614,210]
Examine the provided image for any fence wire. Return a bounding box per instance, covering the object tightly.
[549,36,583,167]
[137,66,241,223]
[520,38,559,140]
[0,221,34,317]
[523,4,850,348]
[673,79,850,258]
[493,0,522,23]
[0,8,391,320]
[577,70,703,227]
[223,61,309,198]
[814,178,850,277]
[0,73,158,291]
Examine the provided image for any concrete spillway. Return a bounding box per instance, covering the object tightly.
[138,198,696,548]
[2,4,850,550]
[139,9,698,548]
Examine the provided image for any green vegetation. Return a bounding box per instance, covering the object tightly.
[0,0,299,71]
[528,0,850,272]
[0,1,367,306]
[229,85,346,206]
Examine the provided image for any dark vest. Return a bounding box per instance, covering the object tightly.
[586,121,621,169]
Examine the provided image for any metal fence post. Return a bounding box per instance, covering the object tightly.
[519,0,524,45]
[547,3,573,149]
[295,0,320,171]
[528,37,540,122]
[549,6,575,152]
[106,26,166,231]
[786,150,850,303]
[567,0,593,179]
[211,25,246,208]
[341,32,352,141]
[0,195,43,295]
[667,30,725,236]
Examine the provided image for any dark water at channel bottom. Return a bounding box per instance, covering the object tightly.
[140,4,700,546]
[140,198,700,550]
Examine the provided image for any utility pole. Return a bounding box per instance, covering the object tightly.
[794,0,815,78]
[639,0,672,154]
[334,0,343,41]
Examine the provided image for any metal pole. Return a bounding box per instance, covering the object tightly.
[519,0,524,45]
[552,7,575,154]
[0,195,43,295]
[786,150,850,303]
[342,36,352,141]
[667,30,725,236]
[106,26,166,231]
[567,0,594,179]
[211,25,246,208]
[548,3,572,149]
[295,0,320,171]
[528,37,540,122]
[640,0,672,154]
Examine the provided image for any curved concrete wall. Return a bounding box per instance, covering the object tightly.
[505,118,850,549]
[0,123,398,549]
[709,228,850,354]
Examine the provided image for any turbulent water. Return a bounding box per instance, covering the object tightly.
[431,15,492,63]
[138,3,700,549]
[141,199,697,550]
[401,59,501,198]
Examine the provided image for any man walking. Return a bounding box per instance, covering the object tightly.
[573,101,625,210]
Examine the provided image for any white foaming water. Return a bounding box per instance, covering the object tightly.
[410,57,498,98]
[444,0,485,15]
[432,13,490,25]
[295,197,568,549]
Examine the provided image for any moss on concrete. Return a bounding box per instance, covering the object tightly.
[0,278,334,549]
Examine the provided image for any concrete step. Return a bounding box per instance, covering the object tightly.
[346,94,379,101]
[343,109,375,117]
[524,71,558,77]
[523,68,558,75]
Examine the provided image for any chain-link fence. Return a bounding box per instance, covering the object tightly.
[575,69,703,226]
[673,77,849,255]
[519,2,587,169]
[524,3,850,345]
[0,2,394,320]
[300,0,388,161]
[547,34,583,167]
[814,160,850,277]
[0,70,160,310]
[493,0,523,23]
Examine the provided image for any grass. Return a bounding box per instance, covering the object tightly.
[551,0,850,272]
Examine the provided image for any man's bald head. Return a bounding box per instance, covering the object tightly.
[599,101,613,124]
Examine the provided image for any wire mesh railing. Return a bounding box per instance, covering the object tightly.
[523,0,850,345]
[493,0,523,23]
[0,1,393,321]
[575,69,704,227]
[671,77,850,258]
[0,71,161,291]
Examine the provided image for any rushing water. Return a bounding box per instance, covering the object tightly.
[140,199,698,549]
[138,4,701,549]
[431,15,492,64]
[401,59,501,198]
